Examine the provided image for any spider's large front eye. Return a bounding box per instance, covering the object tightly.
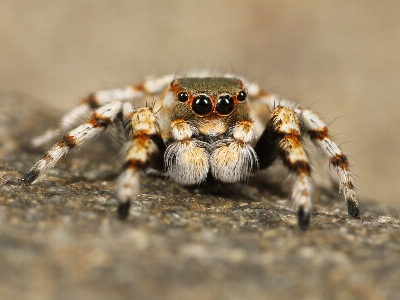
[178,92,188,102]
[216,95,234,115]
[237,90,247,101]
[192,95,212,115]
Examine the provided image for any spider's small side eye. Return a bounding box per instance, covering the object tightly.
[192,95,212,115]
[237,90,247,101]
[178,92,188,102]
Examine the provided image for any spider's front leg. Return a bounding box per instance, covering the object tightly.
[120,115,211,216]
[254,106,313,230]
[117,107,167,219]
[21,101,127,184]
[249,84,360,226]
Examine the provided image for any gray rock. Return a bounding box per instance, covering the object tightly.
[1,93,399,300]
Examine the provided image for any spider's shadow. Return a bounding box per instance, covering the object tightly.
[183,172,288,203]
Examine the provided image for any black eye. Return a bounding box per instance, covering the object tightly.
[216,95,234,115]
[192,95,212,115]
[178,92,188,102]
[237,90,247,101]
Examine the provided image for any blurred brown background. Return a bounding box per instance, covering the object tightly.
[1,0,399,209]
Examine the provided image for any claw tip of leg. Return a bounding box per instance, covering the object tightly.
[20,170,39,185]
[118,201,131,220]
[297,207,310,231]
[348,202,361,220]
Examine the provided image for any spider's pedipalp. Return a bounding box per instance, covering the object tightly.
[165,140,210,185]
[165,118,209,185]
[301,108,360,219]
[210,139,258,182]
[21,101,125,184]
[210,119,258,182]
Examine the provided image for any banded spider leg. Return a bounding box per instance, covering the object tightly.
[254,106,313,229]
[21,101,130,184]
[248,83,360,228]
[117,106,166,218]
[31,74,174,147]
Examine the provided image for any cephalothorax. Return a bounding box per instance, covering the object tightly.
[21,71,360,229]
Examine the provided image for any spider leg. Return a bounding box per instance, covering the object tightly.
[254,106,313,230]
[300,109,360,219]
[21,101,127,184]
[32,74,175,147]
[249,85,360,221]
[117,107,166,219]
[243,83,299,137]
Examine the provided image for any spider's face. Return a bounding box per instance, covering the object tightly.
[170,77,248,136]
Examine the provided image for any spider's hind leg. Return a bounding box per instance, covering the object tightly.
[300,108,360,219]
[21,101,127,184]
[32,74,175,147]
[254,106,313,230]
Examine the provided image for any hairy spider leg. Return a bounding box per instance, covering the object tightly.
[254,106,313,230]
[21,101,129,184]
[249,85,360,219]
[117,106,166,219]
[300,109,360,219]
[32,74,175,147]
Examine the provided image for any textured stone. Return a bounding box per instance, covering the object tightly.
[0,93,399,300]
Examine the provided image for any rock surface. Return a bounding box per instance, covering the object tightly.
[0,93,399,300]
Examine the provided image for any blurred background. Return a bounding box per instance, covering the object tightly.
[1,0,399,210]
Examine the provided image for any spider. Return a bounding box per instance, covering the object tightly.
[20,71,360,230]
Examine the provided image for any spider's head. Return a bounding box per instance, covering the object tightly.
[170,77,248,136]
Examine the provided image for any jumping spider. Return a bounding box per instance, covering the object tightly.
[21,71,360,229]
